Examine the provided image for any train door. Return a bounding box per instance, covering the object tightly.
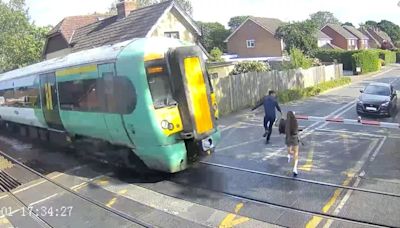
[98,64,133,145]
[40,72,65,130]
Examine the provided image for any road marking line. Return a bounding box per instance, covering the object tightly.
[29,193,58,207]
[369,136,387,162]
[219,203,250,228]
[106,197,117,208]
[299,146,314,171]
[305,136,380,227]
[323,176,362,228]
[306,174,354,228]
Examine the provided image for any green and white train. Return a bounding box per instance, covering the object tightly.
[0,37,220,173]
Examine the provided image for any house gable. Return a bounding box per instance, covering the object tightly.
[148,7,197,43]
[321,25,358,50]
[227,19,283,58]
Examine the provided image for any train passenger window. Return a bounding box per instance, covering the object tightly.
[101,73,136,114]
[0,89,15,106]
[14,86,40,108]
[146,65,175,109]
[58,79,101,112]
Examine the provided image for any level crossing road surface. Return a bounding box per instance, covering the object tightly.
[0,65,400,228]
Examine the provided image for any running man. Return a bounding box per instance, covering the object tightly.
[252,90,282,144]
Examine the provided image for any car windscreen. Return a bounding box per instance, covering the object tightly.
[364,85,391,96]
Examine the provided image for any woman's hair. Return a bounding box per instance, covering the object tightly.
[286,111,298,135]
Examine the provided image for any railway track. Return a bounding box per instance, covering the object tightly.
[0,149,152,228]
[0,130,398,227]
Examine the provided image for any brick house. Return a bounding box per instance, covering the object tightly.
[321,24,358,50]
[315,31,332,47]
[224,17,284,58]
[42,0,202,59]
[343,25,369,49]
[359,27,394,49]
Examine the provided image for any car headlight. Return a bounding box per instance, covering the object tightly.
[381,101,390,107]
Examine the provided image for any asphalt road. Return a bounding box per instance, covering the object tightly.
[0,65,399,228]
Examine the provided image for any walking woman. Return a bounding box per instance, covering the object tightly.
[285,111,299,176]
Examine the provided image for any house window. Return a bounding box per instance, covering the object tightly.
[164,32,180,39]
[246,39,255,48]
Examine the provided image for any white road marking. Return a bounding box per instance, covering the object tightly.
[29,193,58,207]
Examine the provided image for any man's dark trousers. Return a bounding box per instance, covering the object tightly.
[264,116,275,142]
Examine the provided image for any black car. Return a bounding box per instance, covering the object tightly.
[356,82,397,117]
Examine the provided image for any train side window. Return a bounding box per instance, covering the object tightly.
[58,79,101,112]
[14,86,40,108]
[101,73,136,114]
[0,89,15,107]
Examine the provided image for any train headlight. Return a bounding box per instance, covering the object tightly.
[161,120,170,129]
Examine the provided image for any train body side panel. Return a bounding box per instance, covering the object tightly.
[56,66,113,141]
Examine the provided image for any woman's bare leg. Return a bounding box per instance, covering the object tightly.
[287,146,293,163]
[293,145,299,175]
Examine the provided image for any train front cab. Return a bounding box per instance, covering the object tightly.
[143,45,220,173]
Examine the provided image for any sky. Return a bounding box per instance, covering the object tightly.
[25,0,400,27]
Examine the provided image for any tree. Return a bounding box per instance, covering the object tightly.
[309,11,340,29]
[197,21,230,52]
[342,22,354,27]
[208,47,223,62]
[275,21,318,55]
[377,20,400,42]
[365,20,378,28]
[228,16,249,31]
[108,0,193,15]
[0,0,50,73]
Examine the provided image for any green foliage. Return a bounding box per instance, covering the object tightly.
[197,21,230,52]
[396,51,400,63]
[352,50,381,74]
[311,49,360,70]
[277,77,351,103]
[309,11,340,29]
[208,47,223,62]
[377,20,400,42]
[377,50,396,64]
[0,0,50,73]
[228,16,249,31]
[342,22,354,27]
[275,20,318,54]
[230,61,270,75]
[285,48,313,69]
[365,20,378,28]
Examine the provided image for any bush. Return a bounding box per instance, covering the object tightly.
[311,49,359,70]
[208,47,224,62]
[378,50,396,65]
[229,61,270,75]
[285,48,313,69]
[396,51,400,63]
[277,77,351,103]
[352,50,381,74]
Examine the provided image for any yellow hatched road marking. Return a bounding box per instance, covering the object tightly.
[0,156,13,170]
[219,203,250,228]
[305,173,354,228]
[0,217,13,227]
[106,189,127,208]
[299,147,314,171]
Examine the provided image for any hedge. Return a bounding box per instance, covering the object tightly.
[277,77,351,103]
[396,51,400,63]
[378,50,396,65]
[311,49,359,71]
[352,51,381,74]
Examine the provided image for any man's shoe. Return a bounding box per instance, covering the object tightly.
[263,130,269,137]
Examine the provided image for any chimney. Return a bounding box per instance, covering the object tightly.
[117,0,137,19]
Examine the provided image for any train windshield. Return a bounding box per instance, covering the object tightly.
[147,66,176,108]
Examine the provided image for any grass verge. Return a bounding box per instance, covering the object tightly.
[277,77,352,103]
